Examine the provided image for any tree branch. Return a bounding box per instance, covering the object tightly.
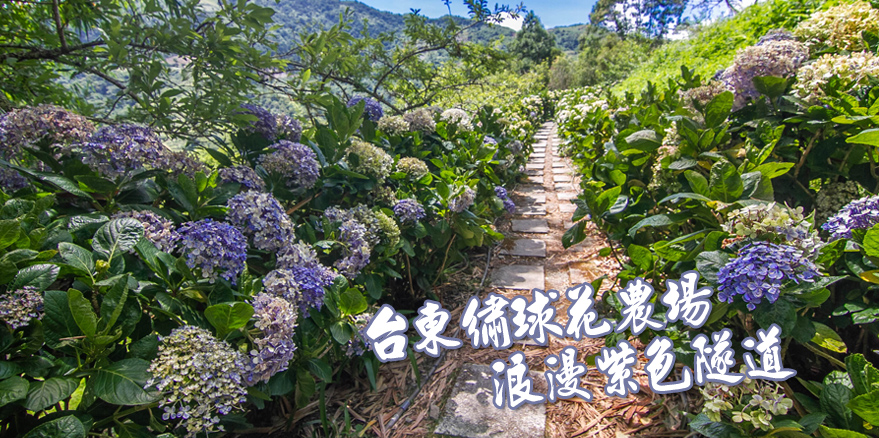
[52,0,67,50]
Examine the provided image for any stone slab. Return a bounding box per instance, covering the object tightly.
[529,159,544,164]
[519,185,545,194]
[526,175,543,184]
[532,148,546,154]
[499,238,546,257]
[435,364,546,438]
[559,203,577,213]
[553,175,573,183]
[525,170,543,177]
[532,153,546,158]
[555,184,574,191]
[490,265,545,290]
[552,162,565,168]
[525,163,543,170]
[518,193,546,204]
[552,168,569,174]
[557,192,577,201]
[516,205,546,216]
[511,219,549,233]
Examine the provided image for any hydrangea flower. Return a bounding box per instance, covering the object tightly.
[79,124,166,179]
[793,51,879,103]
[449,186,476,213]
[262,269,300,305]
[226,191,295,252]
[112,210,179,253]
[276,114,302,142]
[347,97,383,122]
[0,167,29,193]
[155,150,209,179]
[816,181,866,227]
[680,81,733,111]
[795,1,879,51]
[218,165,266,192]
[0,105,94,160]
[507,140,523,154]
[700,368,793,429]
[440,108,473,131]
[724,203,823,258]
[719,38,809,110]
[393,198,426,223]
[494,186,516,214]
[374,210,401,249]
[145,326,248,438]
[403,108,436,133]
[346,140,392,181]
[396,157,429,180]
[372,185,398,205]
[258,140,321,191]
[237,103,277,140]
[717,242,820,310]
[823,194,879,240]
[276,241,337,314]
[324,206,372,278]
[483,136,498,145]
[246,293,298,385]
[0,286,43,330]
[175,219,248,283]
[345,311,373,357]
[378,115,410,135]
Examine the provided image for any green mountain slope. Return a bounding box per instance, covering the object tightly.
[549,23,588,52]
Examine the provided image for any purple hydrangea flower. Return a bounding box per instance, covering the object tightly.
[112,210,179,253]
[226,191,295,252]
[263,269,300,304]
[822,194,879,240]
[246,293,298,385]
[449,187,476,213]
[717,242,820,310]
[80,124,166,179]
[324,207,371,278]
[218,165,266,192]
[237,103,276,140]
[258,140,321,191]
[347,97,383,122]
[276,114,302,142]
[0,286,43,330]
[175,219,248,283]
[484,136,498,145]
[0,105,94,160]
[0,167,29,193]
[494,186,516,214]
[276,241,337,314]
[393,198,426,223]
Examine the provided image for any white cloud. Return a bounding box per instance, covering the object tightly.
[498,12,524,31]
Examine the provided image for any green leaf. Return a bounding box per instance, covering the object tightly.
[205,148,233,167]
[100,276,133,337]
[695,251,730,283]
[846,128,879,147]
[91,359,160,406]
[364,274,383,300]
[92,218,144,258]
[846,353,879,397]
[848,389,879,425]
[339,288,368,316]
[817,426,869,438]
[684,170,709,196]
[627,213,690,238]
[58,243,94,275]
[204,302,254,336]
[811,322,847,353]
[307,358,333,383]
[628,245,652,271]
[705,91,734,128]
[22,415,86,438]
[688,413,744,438]
[11,264,59,291]
[67,290,97,338]
[753,299,797,337]
[562,221,588,248]
[709,160,743,202]
[24,377,79,411]
[0,376,29,407]
[753,75,789,100]
[625,129,662,151]
[329,321,353,344]
[74,175,118,193]
[659,192,713,204]
[0,219,21,250]
[42,290,80,348]
[821,383,853,430]
[752,162,794,179]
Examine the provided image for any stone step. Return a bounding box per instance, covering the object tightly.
[491,264,545,290]
[529,159,545,164]
[435,364,546,438]
[516,205,546,216]
[512,219,549,233]
[555,184,574,192]
[499,238,546,257]
[531,153,546,158]
[552,168,569,174]
[559,203,577,213]
[557,192,577,201]
[525,170,542,177]
[516,193,546,204]
[526,175,543,184]
[552,162,565,168]
[553,175,572,183]
[519,185,544,194]
[525,163,543,170]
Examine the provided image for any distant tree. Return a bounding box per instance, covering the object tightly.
[547,54,577,90]
[589,0,687,40]
[576,25,650,85]
[510,11,561,66]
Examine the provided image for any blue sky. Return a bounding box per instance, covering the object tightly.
[352,0,596,28]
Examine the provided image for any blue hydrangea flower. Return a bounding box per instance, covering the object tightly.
[226,191,295,252]
[277,241,337,314]
[145,325,248,437]
[484,136,498,145]
[258,140,321,191]
[324,207,371,278]
[0,286,43,330]
[276,114,302,142]
[0,167,29,193]
[347,97,383,122]
[449,187,476,213]
[80,124,165,179]
[822,194,879,240]
[237,103,276,140]
[218,165,266,192]
[263,269,300,305]
[494,186,516,214]
[246,293,298,385]
[394,198,426,223]
[175,219,248,284]
[112,210,179,253]
[717,242,820,310]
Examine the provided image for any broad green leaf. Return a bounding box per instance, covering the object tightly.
[627,213,690,237]
[92,218,144,258]
[625,129,662,151]
[821,383,853,430]
[811,322,846,353]
[67,289,97,338]
[846,353,879,397]
[848,389,879,425]
[818,426,869,438]
[695,251,729,283]
[42,290,80,348]
[753,76,790,99]
[339,288,367,316]
[58,243,94,275]
[753,299,797,337]
[684,170,709,196]
[659,192,713,204]
[307,358,333,383]
[627,245,652,271]
[0,376,29,407]
[91,359,160,406]
[709,160,743,202]
[752,162,794,179]
[562,221,588,248]
[705,91,734,128]
[22,415,86,438]
[846,128,879,147]
[688,413,744,438]
[24,377,79,411]
[204,302,254,336]
[10,264,59,291]
[0,220,20,250]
